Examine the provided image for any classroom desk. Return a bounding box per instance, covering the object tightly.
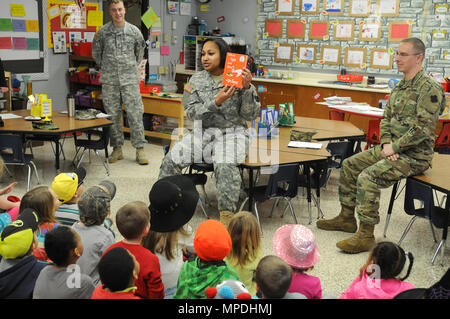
[0,109,112,171]
[383,153,450,264]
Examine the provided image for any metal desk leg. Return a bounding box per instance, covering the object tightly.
[383,181,399,237]
[248,168,254,213]
[305,164,312,225]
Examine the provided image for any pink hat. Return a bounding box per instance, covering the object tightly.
[273,224,320,269]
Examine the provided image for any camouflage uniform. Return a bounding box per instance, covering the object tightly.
[92,21,146,149]
[339,69,446,225]
[158,70,261,212]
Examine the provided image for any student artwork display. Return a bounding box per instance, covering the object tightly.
[349,0,371,17]
[265,19,283,38]
[274,43,294,63]
[376,0,399,17]
[309,20,329,40]
[320,45,341,65]
[300,0,320,14]
[359,19,382,41]
[344,47,367,68]
[297,44,317,64]
[370,48,393,69]
[333,21,354,41]
[276,0,294,15]
[388,21,412,42]
[323,0,344,15]
[286,19,306,39]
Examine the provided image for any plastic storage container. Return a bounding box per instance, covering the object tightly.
[337,74,364,83]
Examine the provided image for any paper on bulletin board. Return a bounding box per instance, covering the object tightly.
[12,19,27,32]
[180,1,191,16]
[10,4,26,17]
[26,20,39,32]
[148,52,161,66]
[47,5,60,19]
[0,19,14,31]
[141,7,159,28]
[87,10,103,27]
[0,37,13,49]
[13,37,27,50]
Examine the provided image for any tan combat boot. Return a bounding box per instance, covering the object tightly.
[316,205,357,233]
[108,146,124,163]
[136,147,149,165]
[219,211,234,228]
[336,222,376,254]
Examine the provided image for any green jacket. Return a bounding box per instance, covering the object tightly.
[174,257,239,299]
[380,69,446,163]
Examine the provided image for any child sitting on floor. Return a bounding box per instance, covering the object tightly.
[174,219,239,299]
[105,201,165,299]
[142,175,198,299]
[92,247,141,299]
[225,211,263,296]
[340,241,415,299]
[273,224,322,299]
[33,226,95,299]
[72,180,117,286]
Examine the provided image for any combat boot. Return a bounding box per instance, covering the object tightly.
[219,211,234,228]
[336,222,376,254]
[108,146,124,163]
[316,205,357,233]
[136,147,149,165]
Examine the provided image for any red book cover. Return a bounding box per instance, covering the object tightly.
[222,52,248,89]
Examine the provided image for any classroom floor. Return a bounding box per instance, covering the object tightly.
[4,137,449,298]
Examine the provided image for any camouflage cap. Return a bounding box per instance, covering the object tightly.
[290,130,317,142]
[78,180,116,226]
[75,109,101,121]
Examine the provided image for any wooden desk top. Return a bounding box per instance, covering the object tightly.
[141,93,182,103]
[411,153,450,193]
[0,109,112,135]
[293,116,365,133]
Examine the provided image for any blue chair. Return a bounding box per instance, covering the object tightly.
[0,133,40,191]
[399,178,448,264]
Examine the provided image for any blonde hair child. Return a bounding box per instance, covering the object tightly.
[225,211,263,296]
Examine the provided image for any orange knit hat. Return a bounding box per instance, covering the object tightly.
[194,219,232,261]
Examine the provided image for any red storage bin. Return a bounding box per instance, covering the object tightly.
[441,82,450,92]
[90,72,101,85]
[337,74,364,83]
[79,42,92,56]
[72,42,81,55]
[68,71,79,82]
[140,81,161,94]
[77,70,91,84]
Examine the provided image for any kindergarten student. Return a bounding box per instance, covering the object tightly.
[340,241,415,299]
[33,226,95,299]
[273,224,322,299]
[174,219,240,299]
[225,211,263,296]
[106,201,165,299]
[51,167,86,226]
[255,255,307,299]
[0,208,45,299]
[142,175,198,298]
[72,180,117,286]
[18,186,61,262]
[92,247,141,299]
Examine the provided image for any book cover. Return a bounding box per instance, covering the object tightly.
[222,52,248,89]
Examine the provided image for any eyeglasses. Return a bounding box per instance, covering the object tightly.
[395,51,422,57]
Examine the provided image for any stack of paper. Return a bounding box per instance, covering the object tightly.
[288,141,322,149]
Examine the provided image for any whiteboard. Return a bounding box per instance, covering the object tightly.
[0,0,47,80]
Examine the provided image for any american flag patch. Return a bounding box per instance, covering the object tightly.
[184,83,193,93]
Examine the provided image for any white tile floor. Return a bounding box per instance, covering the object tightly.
[4,136,449,297]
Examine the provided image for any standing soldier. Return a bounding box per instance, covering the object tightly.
[317,37,446,253]
[92,0,148,165]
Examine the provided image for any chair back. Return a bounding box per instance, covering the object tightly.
[434,123,450,153]
[0,134,27,163]
[326,141,352,168]
[264,163,299,199]
[404,178,434,218]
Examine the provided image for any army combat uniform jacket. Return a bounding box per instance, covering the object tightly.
[380,69,446,164]
[338,70,445,225]
[92,21,145,86]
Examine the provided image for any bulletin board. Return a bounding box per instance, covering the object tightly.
[388,21,412,42]
[0,0,44,76]
[309,20,329,40]
[286,19,306,39]
[265,19,283,38]
[47,0,99,48]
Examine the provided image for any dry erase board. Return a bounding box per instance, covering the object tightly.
[0,0,45,76]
